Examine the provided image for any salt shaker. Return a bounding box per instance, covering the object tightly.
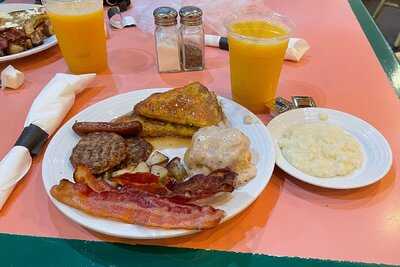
[179,6,205,71]
[153,7,181,73]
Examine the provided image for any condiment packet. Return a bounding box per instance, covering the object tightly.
[1,65,24,90]
[107,6,136,29]
[291,96,316,108]
[266,96,317,117]
[266,97,294,117]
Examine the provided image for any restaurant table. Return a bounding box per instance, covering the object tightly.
[1,0,399,266]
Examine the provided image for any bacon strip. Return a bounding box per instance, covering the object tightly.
[74,166,236,204]
[110,172,168,195]
[112,172,160,184]
[73,165,113,193]
[0,37,8,50]
[112,169,236,203]
[166,168,236,203]
[51,179,224,229]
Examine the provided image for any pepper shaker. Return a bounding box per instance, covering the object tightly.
[153,7,181,73]
[179,6,205,71]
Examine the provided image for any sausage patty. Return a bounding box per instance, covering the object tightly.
[123,137,153,166]
[70,132,127,174]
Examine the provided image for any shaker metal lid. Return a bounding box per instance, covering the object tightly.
[153,7,178,26]
[179,6,202,26]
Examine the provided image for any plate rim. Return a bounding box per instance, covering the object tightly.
[0,4,58,62]
[42,88,276,239]
[267,107,393,189]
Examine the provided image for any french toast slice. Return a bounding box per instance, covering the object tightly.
[134,82,223,128]
[113,113,198,138]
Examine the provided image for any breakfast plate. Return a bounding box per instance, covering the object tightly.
[42,88,276,239]
[0,4,57,62]
[267,108,392,189]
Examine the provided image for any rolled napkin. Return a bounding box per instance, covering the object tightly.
[205,34,310,62]
[0,73,96,209]
[0,147,31,208]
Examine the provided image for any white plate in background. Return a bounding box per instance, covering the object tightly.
[267,108,392,189]
[0,4,57,62]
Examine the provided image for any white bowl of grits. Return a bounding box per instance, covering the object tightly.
[267,108,392,189]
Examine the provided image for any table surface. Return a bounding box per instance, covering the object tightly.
[0,0,399,266]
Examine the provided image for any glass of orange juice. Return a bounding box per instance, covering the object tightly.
[225,12,292,113]
[43,0,108,74]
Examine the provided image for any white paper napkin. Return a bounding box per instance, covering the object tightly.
[1,65,24,90]
[0,73,96,210]
[285,38,310,62]
[0,146,31,208]
[204,34,310,62]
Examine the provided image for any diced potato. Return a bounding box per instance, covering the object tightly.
[111,162,151,178]
[150,165,168,179]
[134,161,150,173]
[30,30,45,46]
[23,21,34,35]
[111,165,136,177]
[8,44,24,54]
[44,20,53,36]
[25,39,33,49]
[166,157,188,181]
[146,151,169,167]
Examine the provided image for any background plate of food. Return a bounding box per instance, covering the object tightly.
[0,4,57,62]
[267,107,392,189]
[42,83,276,239]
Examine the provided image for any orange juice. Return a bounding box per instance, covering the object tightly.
[46,0,107,74]
[227,19,290,113]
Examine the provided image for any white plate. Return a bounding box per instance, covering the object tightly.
[267,108,392,189]
[42,88,276,239]
[0,4,57,62]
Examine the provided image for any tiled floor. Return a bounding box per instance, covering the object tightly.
[363,0,400,51]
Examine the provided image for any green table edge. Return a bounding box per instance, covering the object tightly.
[0,1,398,266]
[0,233,396,267]
[349,0,400,97]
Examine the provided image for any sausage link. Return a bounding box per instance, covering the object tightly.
[72,121,142,137]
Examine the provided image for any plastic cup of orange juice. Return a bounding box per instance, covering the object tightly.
[225,12,292,113]
[43,0,108,74]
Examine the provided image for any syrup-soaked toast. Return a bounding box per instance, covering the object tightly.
[134,82,223,128]
[113,112,198,138]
